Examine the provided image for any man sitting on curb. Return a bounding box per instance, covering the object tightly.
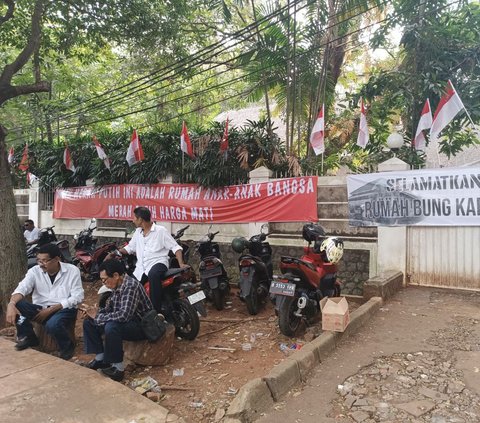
[6,243,84,360]
[81,259,153,382]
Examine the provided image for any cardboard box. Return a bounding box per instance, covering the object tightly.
[320,297,350,332]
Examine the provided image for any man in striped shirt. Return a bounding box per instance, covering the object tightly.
[81,259,153,381]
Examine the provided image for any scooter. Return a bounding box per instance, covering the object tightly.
[196,228,230,311]
[270,223,344,337]
[26,225,58,259]
[27,226,73,268]
[169,225,192,268]
[231,224,273,315]
[73,219,117,281]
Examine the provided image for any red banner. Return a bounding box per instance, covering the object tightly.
[53,177,317,223]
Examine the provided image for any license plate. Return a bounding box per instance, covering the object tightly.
[269,280,296,297]
[188,290,206,305]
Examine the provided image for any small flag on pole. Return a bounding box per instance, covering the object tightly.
[430,80,466,141]
[18,145,29,171]
[220,118,229,158]
[27,172,38,185]
[356,99,369,149]
[310,104,325,155]
[7,146,14,165]
[93,136,110,170]
[180,121,195,159]
[63,145,76,172]
[413,99,433,151]
[126,129,144,166]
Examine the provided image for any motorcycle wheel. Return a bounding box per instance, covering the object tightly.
[278,295,302,337]
[212,288,224,311]
[245,279,259,316]
[172,299,200,340]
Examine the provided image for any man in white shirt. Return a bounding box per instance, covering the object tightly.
[115,206,188,313]
[6,243,84,360]
[24,219,40,245]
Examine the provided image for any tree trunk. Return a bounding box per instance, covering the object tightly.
[0,125,28,328]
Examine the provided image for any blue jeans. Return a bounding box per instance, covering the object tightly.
[15,299,77,352]
[83,318,146,363]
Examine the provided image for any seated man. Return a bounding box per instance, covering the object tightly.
[24,219,40,246]
[6,243,84,360]
[81,259,153,382]
[113,206,188,314]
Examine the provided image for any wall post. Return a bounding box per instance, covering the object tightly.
[377,157,409,284]
[248,166,273,237]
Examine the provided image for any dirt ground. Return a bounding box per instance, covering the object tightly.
[75,281,358,422]
[0,280,358,422]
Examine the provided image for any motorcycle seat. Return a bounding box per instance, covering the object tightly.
[280,256,316,271]
[163,267,189,278]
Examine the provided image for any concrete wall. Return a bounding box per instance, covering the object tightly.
[15,169,379,294]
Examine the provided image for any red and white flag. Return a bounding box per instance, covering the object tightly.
[93,136,110,170]
[7,146,14,164]
[63,145,76,172]
[27,172,38,185]
[18,144,29,171]
[180,121,195,159]
[309,104,325,155]
[220,118,229,158]
[413,99,433,151]
[356,99,369,149]
[430,80,466,141]
[126,129,144,166]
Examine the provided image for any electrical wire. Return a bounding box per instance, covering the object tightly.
[8,0,457,143]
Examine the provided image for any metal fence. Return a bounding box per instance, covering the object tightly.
[39,187,55,211]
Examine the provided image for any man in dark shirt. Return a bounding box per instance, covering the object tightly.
[81,259,153,381]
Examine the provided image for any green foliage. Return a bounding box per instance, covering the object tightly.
[10,120,290,189]
[356,1,480,167]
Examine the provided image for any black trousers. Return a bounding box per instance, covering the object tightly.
[141,262,168,314]
[83,318,146,363]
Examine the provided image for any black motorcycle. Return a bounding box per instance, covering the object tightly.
[231,224,273,315]
[196,228,230,310]
[27,226,72,268]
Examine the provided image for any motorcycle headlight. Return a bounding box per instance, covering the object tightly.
[74,234,78,240]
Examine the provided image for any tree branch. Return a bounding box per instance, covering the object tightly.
[0,0,15,25]
[0,0,44,83]
[0,81,50,104]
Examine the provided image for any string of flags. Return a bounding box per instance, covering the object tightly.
[309,79,471,155]
[6,80,472,179]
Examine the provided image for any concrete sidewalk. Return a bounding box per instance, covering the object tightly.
[255,286,480,422]
[0,338,180,423]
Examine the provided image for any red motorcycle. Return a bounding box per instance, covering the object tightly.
[73,219,117,281]
[270,223,344,337]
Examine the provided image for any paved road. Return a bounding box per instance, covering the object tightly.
[256,286,480,423]
[0,337,180,423]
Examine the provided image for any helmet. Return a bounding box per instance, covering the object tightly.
[319,237,344,264]
[231,237,247,253]
[302,223,325,243]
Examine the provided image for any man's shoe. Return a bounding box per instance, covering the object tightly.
[15,335,39,351]
[98,366,124,382]
[85,359,110,370]
[59,342,76,360]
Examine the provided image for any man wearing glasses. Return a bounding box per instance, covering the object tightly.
[81,259,153,382]
[23,219,40,246]
[5,243,84,360]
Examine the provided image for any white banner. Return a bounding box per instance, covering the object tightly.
[347,168,480,226]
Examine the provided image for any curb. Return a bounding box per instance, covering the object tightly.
[224,296,383,422]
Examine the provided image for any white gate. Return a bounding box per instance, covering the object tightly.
[407,226,480,290]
